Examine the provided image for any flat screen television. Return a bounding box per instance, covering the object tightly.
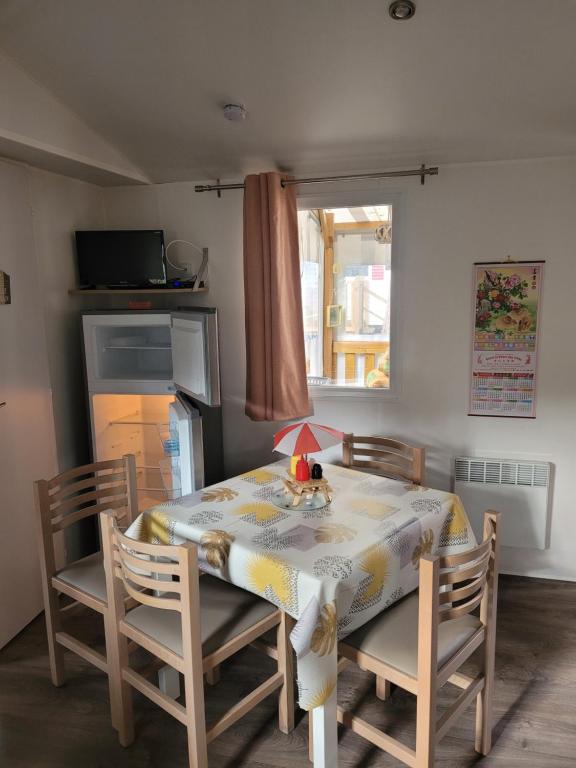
[75,230,166,288]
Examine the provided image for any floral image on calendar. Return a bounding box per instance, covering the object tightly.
[470,262,544,418]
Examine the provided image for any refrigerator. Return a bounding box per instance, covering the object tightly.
[82,309,223,511]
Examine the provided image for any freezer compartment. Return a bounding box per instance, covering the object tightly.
[96,325,172,381]
[83,313,173,385]
[90,393,183,511]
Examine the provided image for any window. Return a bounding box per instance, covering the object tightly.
[298,203,393,392]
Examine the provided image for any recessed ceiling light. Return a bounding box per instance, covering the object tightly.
[223,103,247,122]
[389,1,416,20]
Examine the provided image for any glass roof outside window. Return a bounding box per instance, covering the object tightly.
[325,205,391,223]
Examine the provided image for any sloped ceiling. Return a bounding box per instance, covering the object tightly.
[1,0,575,183]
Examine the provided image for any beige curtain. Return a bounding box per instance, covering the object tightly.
[243,172,311,421]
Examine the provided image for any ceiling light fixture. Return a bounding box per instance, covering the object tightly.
[223,103,247,122]
[389,1,416,20]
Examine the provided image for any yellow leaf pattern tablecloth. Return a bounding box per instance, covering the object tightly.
[127,460,476,710]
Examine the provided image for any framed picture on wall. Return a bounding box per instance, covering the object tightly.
[469,260,544,418]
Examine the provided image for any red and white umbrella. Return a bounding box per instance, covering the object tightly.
[273,421,344,456]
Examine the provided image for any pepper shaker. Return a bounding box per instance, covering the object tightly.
[311,463,323,480]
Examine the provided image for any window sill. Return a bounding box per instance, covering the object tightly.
[308,385,399,401]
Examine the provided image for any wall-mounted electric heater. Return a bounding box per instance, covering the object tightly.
[454,457,552,550]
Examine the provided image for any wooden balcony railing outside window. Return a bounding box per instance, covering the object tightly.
[332,340,389,386]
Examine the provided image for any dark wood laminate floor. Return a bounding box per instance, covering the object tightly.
[1,576,574,767]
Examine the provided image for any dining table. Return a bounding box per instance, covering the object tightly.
[126,458,477,768]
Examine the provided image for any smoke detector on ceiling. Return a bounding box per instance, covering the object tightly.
[223,103,247,122]
[389,1,416,20]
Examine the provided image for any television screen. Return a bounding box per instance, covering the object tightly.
[75,230,166,287]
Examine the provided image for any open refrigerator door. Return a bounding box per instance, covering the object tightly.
[168,394,203,497]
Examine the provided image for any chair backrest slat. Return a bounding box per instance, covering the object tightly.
[439,587,485,623]
[46,458,126,489]
[105,517,193,615]
[350,447,413,463]
[114,527,183,560]
[51,485,128,517]
[118,560,183,595]
[48,471,128,502]
[439,537,492,568]
[438,573,485,605]
[115,547,181,577]
[438,550,491,586]
[348,436,413,454]
[51,498,128,532]
[432,513,498,622]
[342,433,425,485]
[35,454,138,570]
[117,567,182,611]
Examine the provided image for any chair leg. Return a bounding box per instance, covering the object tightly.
[205,666,220,686]
[117,678,135,748]
[376,676,391,701]
[104,627,118,731]
[183,668,208,768]
[308,713,314,763]
[106,618,134,747]
[44,589,65,687]
[475,658,495,754]
[277,612,295,734]
[415,687,436,768]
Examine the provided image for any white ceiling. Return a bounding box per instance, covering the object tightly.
[1,0,575,183]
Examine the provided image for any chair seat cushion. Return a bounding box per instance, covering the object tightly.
[341,592,481,678]
[55,552,106,603]
[123,575,278,658]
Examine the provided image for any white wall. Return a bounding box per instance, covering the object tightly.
[0,160,58,644]
[0,161,106,612]
[28,168,105,470]
[102,157,576,581]
[0,51,148,185]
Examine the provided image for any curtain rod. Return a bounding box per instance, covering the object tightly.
[194,164,439,193]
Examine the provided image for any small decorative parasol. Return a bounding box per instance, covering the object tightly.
[271,422,343,509]
[273,421,344,456]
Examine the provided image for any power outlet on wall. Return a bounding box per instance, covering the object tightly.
[0,271,10,305]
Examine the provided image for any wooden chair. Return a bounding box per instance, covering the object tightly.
[34,455,138,690]
[310,511,500,767]
[342,433,425,486]
[100,511,295,767]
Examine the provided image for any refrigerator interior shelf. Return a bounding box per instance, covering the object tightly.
[95,371,172,381]
[136,460,181,497]
[109,417,179,462]
[159,457,181,494]
[109,419,159,426]
[104,345,171,351]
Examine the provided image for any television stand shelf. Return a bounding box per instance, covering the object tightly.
[69,286,207,295]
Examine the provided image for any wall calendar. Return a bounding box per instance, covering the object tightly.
[470,260,544,418]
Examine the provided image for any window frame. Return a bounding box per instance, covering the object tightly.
[297,187,403,401]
